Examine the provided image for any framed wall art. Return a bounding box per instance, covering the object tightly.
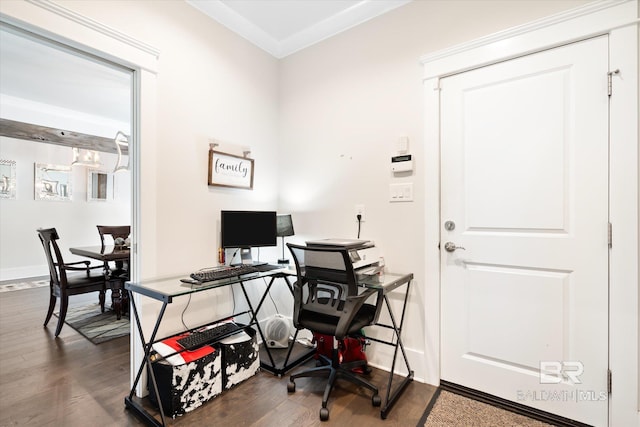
[87,169,114,201]
[208,150,254,190]
[35,163,72,201]
[0,159,17,200]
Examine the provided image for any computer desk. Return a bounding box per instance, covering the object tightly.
[358,272,414,419]
[124,267,413,426]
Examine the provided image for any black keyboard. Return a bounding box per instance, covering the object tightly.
[190,265,260,283]
[177,323,242,350]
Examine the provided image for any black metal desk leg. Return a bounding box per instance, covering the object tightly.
[238,281,276,367]
[125,291,169,427]
[379,280,414,419]
[238,275,312,376]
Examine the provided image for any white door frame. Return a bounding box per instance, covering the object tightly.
[421,0,638,425]
[0,0,159,396]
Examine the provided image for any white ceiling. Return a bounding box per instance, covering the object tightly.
[187,0,412,58]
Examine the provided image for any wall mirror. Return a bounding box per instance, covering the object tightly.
[87,169,114,201]
[0,159,17,199]
[35,163,72,201]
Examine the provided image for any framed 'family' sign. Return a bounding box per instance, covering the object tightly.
[208,150,254,190]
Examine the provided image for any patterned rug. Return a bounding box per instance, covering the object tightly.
[0,278,49,293]
[55,303,129,344]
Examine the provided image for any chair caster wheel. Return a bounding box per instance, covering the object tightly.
[372,394,382,407]
[319,407,329,421]
[287,381,296,393]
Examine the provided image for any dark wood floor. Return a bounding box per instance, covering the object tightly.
[0,285,435,426]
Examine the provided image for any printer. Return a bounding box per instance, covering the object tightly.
[305,238,381,272]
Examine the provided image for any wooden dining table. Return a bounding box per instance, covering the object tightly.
[69,245,130,319]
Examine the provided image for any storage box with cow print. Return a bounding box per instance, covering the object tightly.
[219,326,260,390]
[148,323,258,417]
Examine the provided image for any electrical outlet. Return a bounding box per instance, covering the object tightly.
[355,204,365,222]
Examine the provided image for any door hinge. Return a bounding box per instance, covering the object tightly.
[607,369,612,394]
[608,69,620,97]
[608,222,613,248]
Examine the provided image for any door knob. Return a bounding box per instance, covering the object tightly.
[444,242,466,252]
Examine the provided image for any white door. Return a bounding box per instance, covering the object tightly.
[440,36,609,426]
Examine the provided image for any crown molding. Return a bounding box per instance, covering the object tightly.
[420,0,636,69]
[25,0,160,58]
[278,0,412,57]
[187,0,411,58]
[1,0,159,73]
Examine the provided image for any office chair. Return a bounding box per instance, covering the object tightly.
[37,228,107,337]
[286,243,381,421]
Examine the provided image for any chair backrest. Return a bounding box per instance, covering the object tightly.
[96,225,130,248]
[287,243,362,337]
[287,243,358,290]
[37,227,65,288]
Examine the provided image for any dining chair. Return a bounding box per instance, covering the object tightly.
[96,225,131,319]
[96,225,130,272]
[37,227,107,337]
[97,225,130,249]
[286,243,382,421]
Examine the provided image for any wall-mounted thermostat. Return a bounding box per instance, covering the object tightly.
[391,154,413,173]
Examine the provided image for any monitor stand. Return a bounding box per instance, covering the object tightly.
[240,248,252,264]
[239,248,268,266]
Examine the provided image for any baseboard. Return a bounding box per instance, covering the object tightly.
[366,345,425,383]
[440,380,592,427]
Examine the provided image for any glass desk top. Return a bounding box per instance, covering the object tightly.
[125,268,412,303]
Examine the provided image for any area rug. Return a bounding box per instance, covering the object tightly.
[55,303,129,344]
[0,278,49,293]
[419,388,553,427]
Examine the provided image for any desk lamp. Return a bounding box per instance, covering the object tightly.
[277,214,294,264]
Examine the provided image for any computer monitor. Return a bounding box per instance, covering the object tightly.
[221,210,277,265]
